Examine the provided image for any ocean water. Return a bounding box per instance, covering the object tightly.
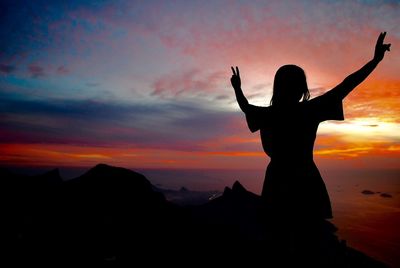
[137,167,400,267]
[324,169,400,267]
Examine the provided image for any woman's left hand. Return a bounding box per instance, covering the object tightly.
[230,66,241,89]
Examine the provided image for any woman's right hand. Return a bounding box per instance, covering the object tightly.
[374,32,391,62]
[230,66,241,89]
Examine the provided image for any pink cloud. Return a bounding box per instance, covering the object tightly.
[151,69,226,97]
[148,1,399,82]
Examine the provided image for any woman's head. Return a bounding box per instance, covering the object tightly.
[270,65,310,106]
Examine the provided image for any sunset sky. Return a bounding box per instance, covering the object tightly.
[1,0,399,172]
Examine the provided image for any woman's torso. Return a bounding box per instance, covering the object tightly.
[259,102,320,163]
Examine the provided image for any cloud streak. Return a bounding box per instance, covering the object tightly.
[0,64,15,74]
[28,65,45,78]
[0,95,244,151]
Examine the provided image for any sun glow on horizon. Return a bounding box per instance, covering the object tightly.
[320,117,400,141]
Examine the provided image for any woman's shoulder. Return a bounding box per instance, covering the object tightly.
[301,93,344,122]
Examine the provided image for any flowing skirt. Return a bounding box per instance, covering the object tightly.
[261,159,332,220]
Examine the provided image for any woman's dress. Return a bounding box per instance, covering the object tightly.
[245,92,344,220]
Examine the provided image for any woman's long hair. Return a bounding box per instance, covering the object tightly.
[270,65,310,106]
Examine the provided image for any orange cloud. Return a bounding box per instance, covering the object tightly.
[0,143,266,169]
[344,79,400,121]
[203,151,263,157]
[315,134,400,160]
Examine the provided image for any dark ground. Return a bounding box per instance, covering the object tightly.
[2,164,389,266]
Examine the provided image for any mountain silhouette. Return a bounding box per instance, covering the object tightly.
[191,180,264,240]
[33,168,62,185]
[3,164,388,266]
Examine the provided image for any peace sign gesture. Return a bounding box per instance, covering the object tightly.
[230,66,241,89]
[374,32,391,62]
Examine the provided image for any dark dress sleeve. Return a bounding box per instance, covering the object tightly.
[309,92,345,122]
[245,104,270,132]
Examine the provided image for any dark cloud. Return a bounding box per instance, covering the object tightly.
[169,103,241,138]
[0,95,243,151]
[86,82,100,87]
[0,64,16,74]
[0,96,157,121]
[215,94,230,100]
[56,65,69,75]
[247,92,267,100]
[28,65,45,78]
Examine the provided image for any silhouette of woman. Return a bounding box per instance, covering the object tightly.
[230,32,390,243]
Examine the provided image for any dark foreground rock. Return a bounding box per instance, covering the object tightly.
[2,164,388,266]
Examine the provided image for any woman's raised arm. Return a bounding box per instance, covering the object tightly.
[231,66,252,113]
[326,32,391,100]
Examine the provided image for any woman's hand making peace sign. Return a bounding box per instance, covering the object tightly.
[230,66,241,90]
